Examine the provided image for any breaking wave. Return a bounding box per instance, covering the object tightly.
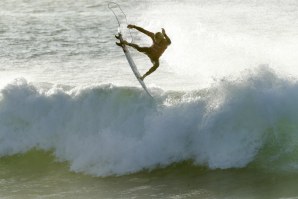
[1,66,298,176]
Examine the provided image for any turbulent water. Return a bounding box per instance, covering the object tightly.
[2,0,298,198]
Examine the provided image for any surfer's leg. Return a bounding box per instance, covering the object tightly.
[126,43,148,53]
[141,60,159,80]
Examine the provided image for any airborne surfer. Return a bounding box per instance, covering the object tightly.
[116,24,171,80]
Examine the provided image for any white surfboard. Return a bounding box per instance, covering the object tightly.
[108,2,152,97]
[117,33,153,97]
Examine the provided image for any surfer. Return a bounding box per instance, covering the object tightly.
[116,24,171,80]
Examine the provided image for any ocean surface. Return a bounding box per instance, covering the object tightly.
[1,0,298,198]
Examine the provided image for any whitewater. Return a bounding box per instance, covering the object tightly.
[2,0,298,198]
[2,66,298,177]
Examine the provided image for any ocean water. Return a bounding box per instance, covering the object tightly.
[2,0,298,198]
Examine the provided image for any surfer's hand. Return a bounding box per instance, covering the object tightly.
[127,24,135,29]
[162,28,166,35]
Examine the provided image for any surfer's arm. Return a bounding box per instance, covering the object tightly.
[128,25,154,39]
[162,28,171,45]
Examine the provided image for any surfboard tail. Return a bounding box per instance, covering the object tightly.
[116,34,152,97]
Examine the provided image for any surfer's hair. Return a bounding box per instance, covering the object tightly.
[154,32,164,43]
[155,32,164,39]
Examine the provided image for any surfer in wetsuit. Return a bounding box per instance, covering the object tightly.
[116,24,171,80]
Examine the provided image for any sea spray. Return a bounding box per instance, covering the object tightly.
[1,67,298,176]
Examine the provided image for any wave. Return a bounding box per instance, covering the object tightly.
[1,66,298,176]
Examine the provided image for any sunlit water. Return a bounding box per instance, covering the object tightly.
[2,0,298,198]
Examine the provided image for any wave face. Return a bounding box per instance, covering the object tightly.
[1,66,298,176]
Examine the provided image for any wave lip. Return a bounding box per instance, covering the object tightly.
[1,67,298,176]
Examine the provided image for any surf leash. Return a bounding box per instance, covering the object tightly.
[108,2,134,43]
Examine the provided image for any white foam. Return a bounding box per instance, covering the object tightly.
[1,67,298,176]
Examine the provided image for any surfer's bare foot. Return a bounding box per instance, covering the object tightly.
[116,42,122,47]
[115,34,120,40]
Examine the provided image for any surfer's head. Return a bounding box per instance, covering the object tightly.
[154,32,164,44]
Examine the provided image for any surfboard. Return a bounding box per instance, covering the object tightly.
[108,2,152,97]
[116,33,153,97]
